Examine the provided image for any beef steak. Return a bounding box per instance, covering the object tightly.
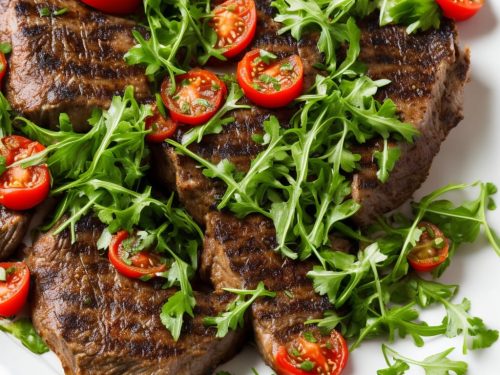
[27,216,245,375]
[0,0,150,131]
[152,5,469,226]
[0,205,30,260]
[202,212,331,367]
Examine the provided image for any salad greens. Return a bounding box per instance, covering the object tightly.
[204,282,276,338]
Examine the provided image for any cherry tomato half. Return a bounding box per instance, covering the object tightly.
[0,135,45,166]
[0,166,51,211]
[0,53,7,87]
[0,136,50,211]
[211,0,257,58]
[108,230,167,279]
[0,262,30,317]
[237,49,304,108]
[275,330,348,375]
[79,0,141,15]
[145,106,178,143]
[161,69,227,126]
[407,222,449,272]
[436,0,484,21]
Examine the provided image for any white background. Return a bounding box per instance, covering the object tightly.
[1,2,500,374]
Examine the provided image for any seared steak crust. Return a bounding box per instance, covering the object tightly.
[27,217,245,375]
[0,205,30,260]
[202,212,330,366]
[352,18,470,224]
[1,0,150,130]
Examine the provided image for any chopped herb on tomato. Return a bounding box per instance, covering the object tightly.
[161,69,227,126]
[436,0,484,21]
[407,222,450,272]
[237,49,304,108]
[0,262,30,317]
[212,0,257,58]
[275,330,348,375]
[0,52,7,87]
[108,230,167,279]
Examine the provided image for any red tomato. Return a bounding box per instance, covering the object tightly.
[79,0,141,15]
[0,262,30,317]
[0,166,51,210]
[161,69,227,126]
[211,0,257,58]
[237,49,304,108]
[108,230,167,279]
[145,106,178,143]
[0,135,45,166]
[0,136,50,211]
[436,0,484,21]
[275,330,349,375]
[0,53,7,86]
[407,222,449,272]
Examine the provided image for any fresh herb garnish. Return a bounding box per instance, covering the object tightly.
[257,49,278,64]
[378,345,467,375]
[38,7,51,17]
[0,91,12,137]
[0,43,11,54]
[203,282,276,337]
[0,319,49,354]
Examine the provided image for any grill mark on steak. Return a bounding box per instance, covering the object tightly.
[0,205,30,260]
[27,216,246,375]
[3,0,151,131]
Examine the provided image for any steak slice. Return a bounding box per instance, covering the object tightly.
[351,19,470,225]
[0,205,30,260]
[1,0,150,131]
[152,8,469,226]
[27,216,245,375]
[202,211,331,368]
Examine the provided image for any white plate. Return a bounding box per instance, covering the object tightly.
[1,3,500,374]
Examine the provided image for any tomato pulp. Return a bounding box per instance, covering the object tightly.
[212,0,257,58]
[237,49,304,108]
[275,330,349,375]
[161,69,227,126]
[108,230,167,279]
[0,53,7,86]
[0,262,30,317]
[407,222,450,272]
[436,0,484,21]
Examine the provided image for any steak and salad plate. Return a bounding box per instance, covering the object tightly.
[0,0,499,374]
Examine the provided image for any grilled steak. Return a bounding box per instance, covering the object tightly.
[152,5,469,226]
[351,18,470,225]
[0,205,30,260]
[202,212,331,367]
[27,216,245,375]
[0,0,150,130]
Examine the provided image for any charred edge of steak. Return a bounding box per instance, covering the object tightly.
[0,205,31,260]
[202,211,331,368]
[27,216,245,375]
[351,21,470,226]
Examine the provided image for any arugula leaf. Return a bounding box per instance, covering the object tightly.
[0,91,12,137]
[374,140,401,183]
[203,282,276,337]
[0,319,49,354]
[381,0,442,34]
[379,345,467,375]
[0,43,12,54]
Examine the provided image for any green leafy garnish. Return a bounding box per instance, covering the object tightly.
[0,43,12,54]
[0,91,12,137]
[378,345,467,375]
[203,282,276,337]
[0,319,49,354]
[257,49,278,64]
